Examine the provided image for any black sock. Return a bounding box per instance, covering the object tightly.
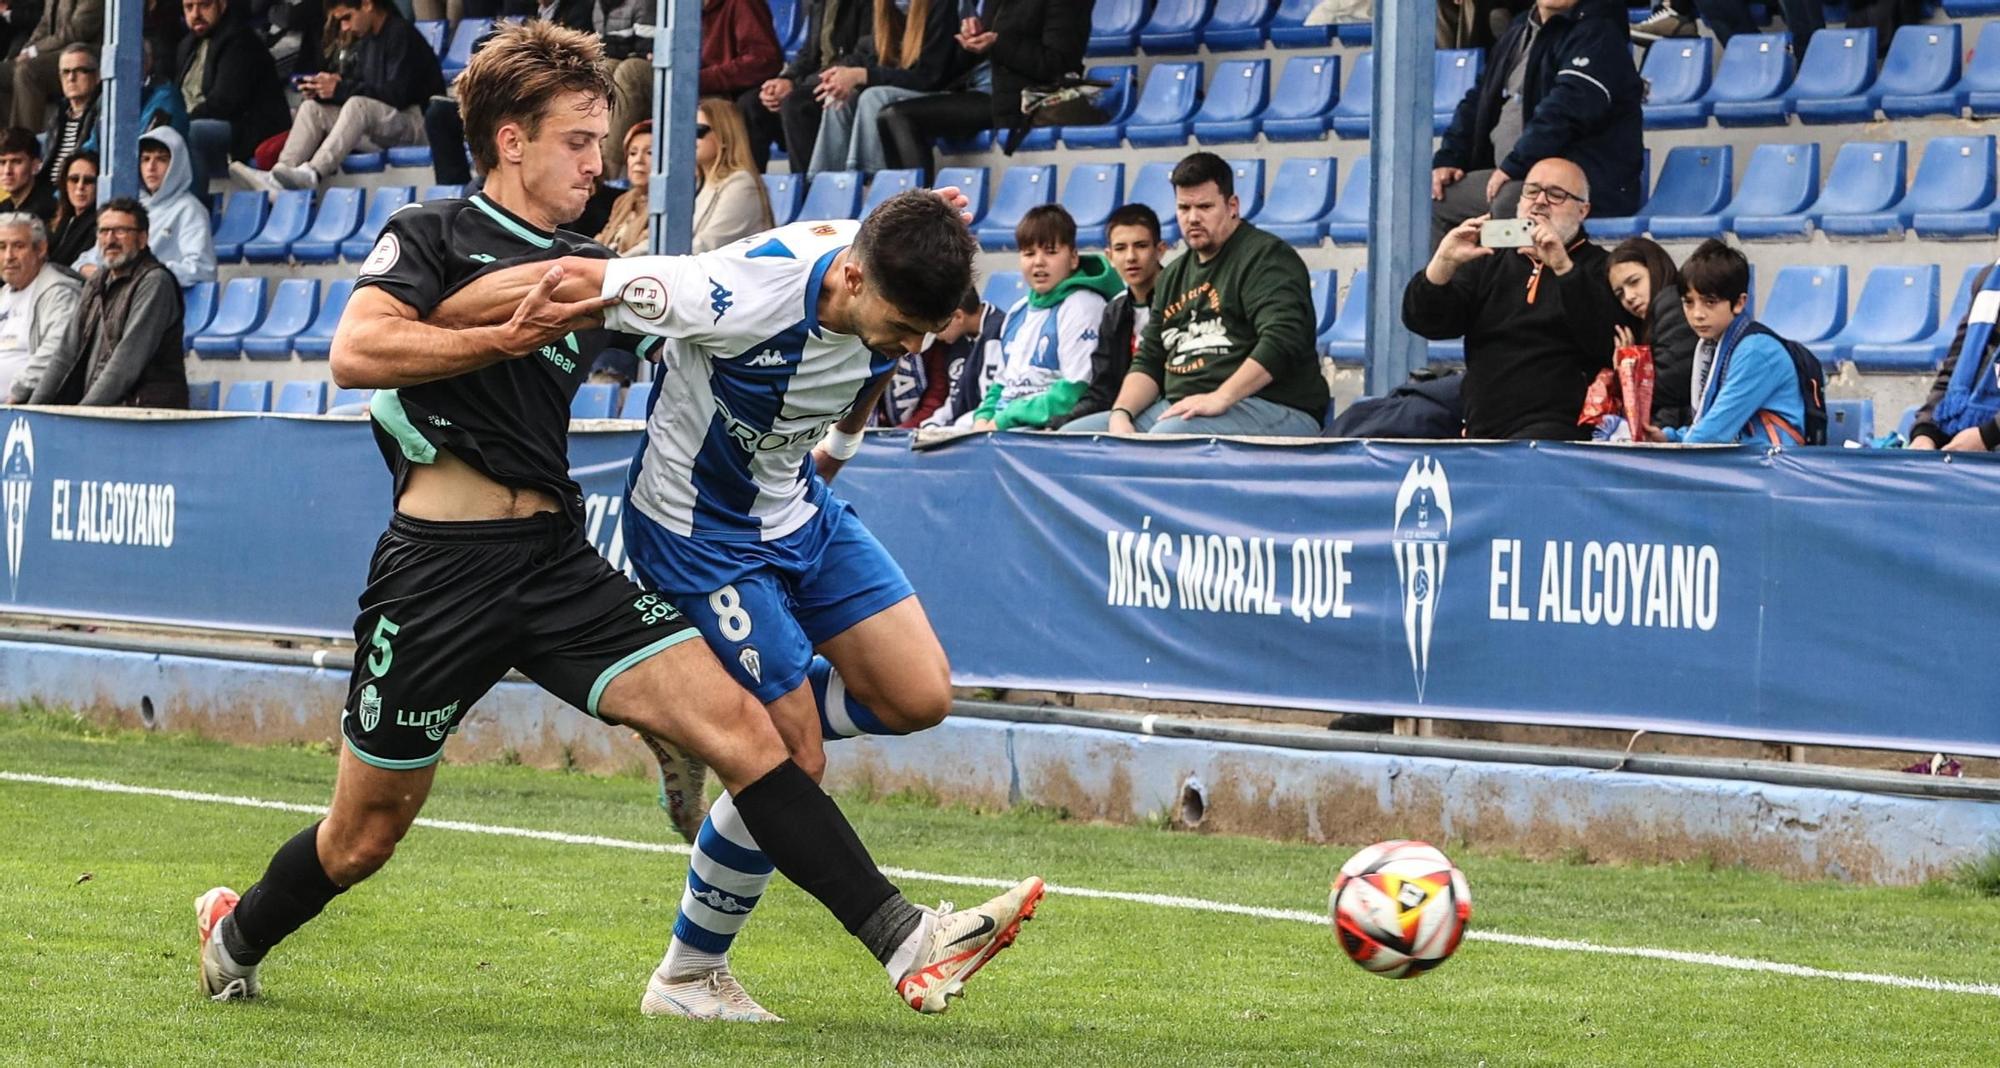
[224,821,346,966]
[731,760,922,963]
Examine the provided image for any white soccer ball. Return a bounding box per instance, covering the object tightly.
[1328,839,1472,979]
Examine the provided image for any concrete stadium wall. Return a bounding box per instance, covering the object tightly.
[4,638,1993,885]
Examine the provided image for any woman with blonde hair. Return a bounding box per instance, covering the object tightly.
[806,0,961,177]
[692,96,774,252]
[597,120,653,255]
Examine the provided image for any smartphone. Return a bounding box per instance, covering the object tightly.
[1479,218,1535,249]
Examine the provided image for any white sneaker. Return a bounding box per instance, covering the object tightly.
[196,887,261,1001]
[636,731,709,843]
[271,164,319,190]
[895,876,1045,1014]
[228,161,280,193]
[1631,3,1698,41]
[641,966,783,1022]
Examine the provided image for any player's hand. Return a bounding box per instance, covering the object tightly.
[1943,425,1990,452]
[931,185,973,225]
[811,445,846,482]
[1431,167,1463,201]
[1161,391,1233,422]
[500,264,619,352]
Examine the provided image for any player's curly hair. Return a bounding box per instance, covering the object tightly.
[851,191,979,326]
[455,21,614,176]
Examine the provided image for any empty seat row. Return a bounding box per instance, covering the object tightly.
[211,185,461,264]
[185,277,354,360]
[196,380,372,414]
[1088,0,1372,56]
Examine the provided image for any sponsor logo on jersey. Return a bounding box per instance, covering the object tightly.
[359,233,401,276]
[468,253,496,264]
[3,417,32,600]
[746,349,787,368]
[357,683,382,733]
[738,646,763,683]
[811,224,838,237]
[708,278,734,323]
[621,276,668,321]
[1392,457,1452,702]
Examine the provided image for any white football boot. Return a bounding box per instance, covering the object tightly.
[196,887,261,1001]
[895,876,1046,1014]
[641,966,783,1022]
[637,731,709,844]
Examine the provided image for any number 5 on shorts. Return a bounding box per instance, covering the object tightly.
[708,586,753,642]
[367,616,401,677]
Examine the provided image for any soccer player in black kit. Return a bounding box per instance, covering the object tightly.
[193,21,1043,1016]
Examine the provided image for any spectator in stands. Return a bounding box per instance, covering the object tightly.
[1607,237,1696,428]
[920,288,1005,429]
[969,205,1122,431]
[1070,153,1331,438]
[806,0,958,178]
[1684,0,1823,55]
[2,0,98,132]
[139,38,188,139]
[878,287,987,427]
[0,0,42,62]
[737,0,868,173]
[692,98,773,252]
[0,127,52,220]
[0,212,79,403]
[1430,0,1642,249]
[29,198,188,408]
[232,0,442,191]
[1439,0,1534,49]
[596,120,651,256]
[1905,260,2000,453]
[1645,240,1807,446]
[35,42,91,190]
[180,0,292,194]
[605,0,780,180]
[1063,202,1166,429]
[44,147,89,267]
[77,128,214,286]
[875,0,1093,183]
[1404,157,1616,440]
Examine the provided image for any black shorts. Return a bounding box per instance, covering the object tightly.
[341,512,700,770]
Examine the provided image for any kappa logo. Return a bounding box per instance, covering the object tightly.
[738,646,763,684]
[356,683,382,733]
[1573,56,1591,66]
[708,278,734,323]
[3,417,32,600]
[691,887,752,914]
[1392,456,1453,702]
[747,349,788,368]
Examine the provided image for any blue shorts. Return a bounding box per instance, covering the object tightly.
[623,498,914,704]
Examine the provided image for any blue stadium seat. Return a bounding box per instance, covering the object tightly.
[1138,0,1211,53]
[1188,59,1270,144]
[1331,51,1373,138]
[1848,265,1978,373]
[570,382,617,420]
[1260,54,1341,141]
[240,190,313,263]
[340,186,413,261]
[1964,22,2000,117]
[1824,264,1938,368]
[294,279,353,360]
[763,172,805,225]
[1758,265,1847,345]
[441,18,492,80]
[192,277,269,357]
[1876,23,1964,118]
[936,129,992,155]
[1790,28,1879,124]
[1269,0,1337,48]
[275,381,329,415]
[933,166,990,226]
[1250,156,1337,245]
[342,152,385,174]
[181,280,217,346]
[1064,163,1126,247]
[1433,50,1482,134]
[211,190,267,262]
[186,381,219,410]
[1825,398,1874,446]
[1227,158,1266,221]
[1708,34,1795,127]
[1805,140,1907,238]
[620,385,651,420]
[222,381,272,413]
[1590,145,1730,240]
[420,183,463,202]
[1087,0,1146,55]
[386,145,433,168]
[1125,160,1182,244]
[1325,155,1370,245]
[1719,142,1820,239]
[1946,0,2000,13]
[1307,269,1340,339]
[329,387,374,414]
[1322,269,1368,365]
[797,171,862,221]
[287,187,364,264]
[982,270,1026,312]
[1861,135,1997,239]
[1110,62,1205,147]
[974,165,1057,250]
[1204,0,1277,51]
[860,168,922,218]
[241,278,321,360]
[1641,38,1715,128]
[1057,65,1140,147]
[414,18,446,54]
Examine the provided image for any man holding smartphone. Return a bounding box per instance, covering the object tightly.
[1401,156,1619,441]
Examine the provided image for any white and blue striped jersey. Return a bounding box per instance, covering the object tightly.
[599,221,896,542]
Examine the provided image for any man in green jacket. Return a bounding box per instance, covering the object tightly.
[1067,152,1329,437]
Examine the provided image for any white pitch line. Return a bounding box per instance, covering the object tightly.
[7,769,1999,1000]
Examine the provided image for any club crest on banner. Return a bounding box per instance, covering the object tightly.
[3,417,31,601]
[1393,456,1452,701]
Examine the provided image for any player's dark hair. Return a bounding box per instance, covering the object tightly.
[852,190,977,325]
[0,126,39,161]
[957,285,982,314]
[1105,203,1161,243]
[1013,203,1075,252]
[100,196,147,232]
[1679,238,1750,304]
[1169,151,1232,198]
[455,21,613,176]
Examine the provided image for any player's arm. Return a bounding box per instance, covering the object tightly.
[812,371,894,483]
[425,256,615,330]
[332,264,612,389]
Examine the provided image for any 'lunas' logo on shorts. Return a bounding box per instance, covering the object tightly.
[357,684,382,732]
[397,700,461,743]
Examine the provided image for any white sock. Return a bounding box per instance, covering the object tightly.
[882,908,935,982]
[661,942,727,980]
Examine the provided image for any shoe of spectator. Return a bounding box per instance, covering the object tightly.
[1630,3,1698,41]
[229,161,282,193]
[272,164,320,190]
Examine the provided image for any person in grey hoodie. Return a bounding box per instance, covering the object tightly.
[0,211,81,402]
[76,126,213,287]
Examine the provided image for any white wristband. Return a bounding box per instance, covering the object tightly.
[823,426,864,460]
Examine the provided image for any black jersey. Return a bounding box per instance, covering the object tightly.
[352,193,652,524]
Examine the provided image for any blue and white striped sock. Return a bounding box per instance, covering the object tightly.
[807,656,906,740]
[660,793,773,978]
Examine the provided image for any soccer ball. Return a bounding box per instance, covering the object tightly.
[1329,840,1472,979]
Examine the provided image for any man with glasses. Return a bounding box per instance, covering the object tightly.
[1404,156,1619,441]
[39,44,95,192]
[1429,0,1642,249]
[27,198,189,408]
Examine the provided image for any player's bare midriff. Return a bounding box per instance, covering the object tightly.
[396,447,560,521]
